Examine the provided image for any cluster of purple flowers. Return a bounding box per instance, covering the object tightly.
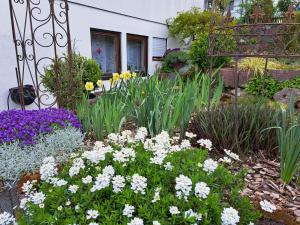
[0,108,82,146]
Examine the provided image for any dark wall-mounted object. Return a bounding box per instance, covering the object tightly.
[9,85,36,106]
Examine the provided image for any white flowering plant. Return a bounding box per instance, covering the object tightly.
[17,129,260,225]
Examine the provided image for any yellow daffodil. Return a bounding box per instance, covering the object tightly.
[121,71,132,80]
[113,73,120,82]
[132,72,137,78]
[85,82,94,91]
[109,78,116,86]
[96,80,104,87]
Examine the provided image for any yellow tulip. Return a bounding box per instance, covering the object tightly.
[85,82,94,91]
[96,80,104,87]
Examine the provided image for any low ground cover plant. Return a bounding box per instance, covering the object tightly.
[0,108,81,145]
[245,75,300,98]
[16,128,260,225]
[0,108,84,184]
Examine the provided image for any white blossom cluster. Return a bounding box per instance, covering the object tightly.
[69,158,85,177]
[128,217,144,225]
[203,158,218,174]
[82,145,111,164]
[175,175,192,201]
[123,204,135,218]
[197,139,213,151]
[185,132,197,139]
[86,209,99,220]
[130,174,147,194]
[195,182,210,199]
[113,147,136,165]
[169,206,180,215]
[0,212,17,225]
[221,207,240,225]
[224,149,240,161]
[112,175,126,193]
[184,209,202,221]
[90,167,114,192]
[40,156,57,181]
[134,127,148,142]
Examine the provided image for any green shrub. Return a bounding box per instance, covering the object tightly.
[42,53,102,108]
[17,130,261,225]
[245,75,282,98]
[190,101,278,155]
[189,33,232,72]
[161,50,190,72]
[0,126,84,184]
[167,9,220,44]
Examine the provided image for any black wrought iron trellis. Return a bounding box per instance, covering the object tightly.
[9,0,74,110]
[208,3,300,149]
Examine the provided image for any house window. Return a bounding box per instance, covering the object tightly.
[91,29,121,79]
[152,37,167,61]
[127,34,148,74]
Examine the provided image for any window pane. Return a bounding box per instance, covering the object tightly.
[91,33,116,73]
[153,38,167,58]
[127,39,144,72]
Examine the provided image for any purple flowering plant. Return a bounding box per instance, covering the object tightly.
[0,108,81,146]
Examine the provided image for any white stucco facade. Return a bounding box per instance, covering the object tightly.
[0,0,205,111]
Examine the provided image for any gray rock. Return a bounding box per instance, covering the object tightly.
[273,88,300,106]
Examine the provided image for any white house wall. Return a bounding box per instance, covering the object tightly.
[0,0,204,111]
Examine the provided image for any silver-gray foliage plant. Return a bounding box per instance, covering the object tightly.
[0,127,84,184]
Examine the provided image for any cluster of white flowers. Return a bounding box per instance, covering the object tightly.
[112,175,126,193]
[164,162,173,171]
[108,130,135,146]
[22,180,36,196]
[203,158,218,174]
[86,209,99,220]
[197,139,213,151]
[91,173,111,192]
[40,156,57,181]
[68,185,79,194]
[0,212,17,225]
[219,156,232,164]
[69,158,85,177]
[195,182,210,199]
[113,147,136,165]
[184,209,202,221]
[83,141,113,164]
[152,221,161,225]
[175,174,192,201]
[169,206,180,215]
[130,174,147,195]
[123,204,135,218]
[82,175,93,184]
[50,178,68,187]
[128,217,144,225]
[180,139,191,149]
[185,132,197,139]
[221,207,240,225]
[134,127,148,142]
[224,149,240,161]
[260,200,276,213]
[151,187,161,203]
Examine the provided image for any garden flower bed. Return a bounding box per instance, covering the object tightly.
[10,129,261,225]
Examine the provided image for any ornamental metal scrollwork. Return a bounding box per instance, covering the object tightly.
[9,0,74,109]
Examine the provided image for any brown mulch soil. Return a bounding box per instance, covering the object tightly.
[242,157,300,225]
